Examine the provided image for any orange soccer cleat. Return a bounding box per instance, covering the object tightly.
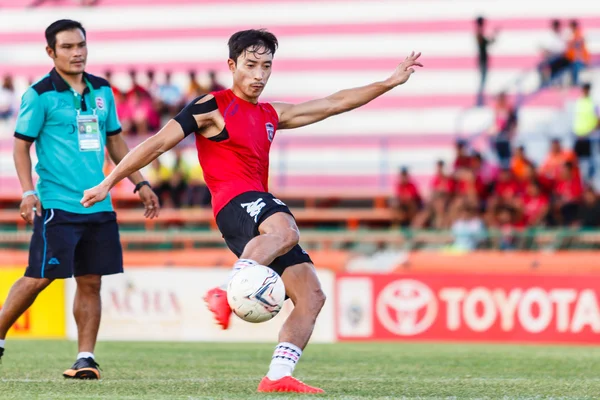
[257,376,324,394]
[204,287,232,329]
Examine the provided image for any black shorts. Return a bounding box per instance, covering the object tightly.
[215,191,312,276]
[25,208,123,280]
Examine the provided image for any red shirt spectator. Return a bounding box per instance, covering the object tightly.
[494,168,520,199]
[554,161,583,203]
[396,168,422,204]
[430,160,455,196]
[520,183,550,226]
[555,177,583,203]
[471,152,499,187]
[453,140,472,171]
[455,168,485,201]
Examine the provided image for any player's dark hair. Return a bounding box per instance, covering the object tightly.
[228,29,278,63]
[45,19,86,51]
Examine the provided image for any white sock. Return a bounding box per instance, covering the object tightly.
[77,352,94,360]
[267,342,302,380]
[0,339,5,348]
[220,259,258,289]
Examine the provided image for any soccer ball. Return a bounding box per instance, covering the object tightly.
[227,264,286,323]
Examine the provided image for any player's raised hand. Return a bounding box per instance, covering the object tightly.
[389,51,423,86]
[81,184,109,208]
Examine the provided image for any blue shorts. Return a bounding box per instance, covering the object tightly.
[25,208,123,280]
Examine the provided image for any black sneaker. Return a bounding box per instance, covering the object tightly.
[63,357,101,380]
[0,347,4,363]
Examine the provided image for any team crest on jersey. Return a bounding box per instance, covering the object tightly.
[265,122,275,142]
[95,97,105,110]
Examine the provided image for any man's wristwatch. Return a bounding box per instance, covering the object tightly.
[133,181,151,194]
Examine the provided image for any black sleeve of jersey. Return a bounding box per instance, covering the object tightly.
[173,95,218,137]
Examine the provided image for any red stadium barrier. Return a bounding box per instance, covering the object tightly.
[336,273,600,344]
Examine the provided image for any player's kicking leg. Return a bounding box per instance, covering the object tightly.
[205,192,325,393]
[257,261,326,394]
[205,194,301,330]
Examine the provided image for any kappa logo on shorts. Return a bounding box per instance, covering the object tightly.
[48,257,60,265]
[265,122,275,142]
[241,198,266,222]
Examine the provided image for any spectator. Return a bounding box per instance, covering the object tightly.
[553,161,583,226]
[0,75,15,121]
[146,69,158,96]
[127,69,151,101]
[572,82,599,183]
[517,181,550,227]
[128,90,160,135]
[449,167,485,223]
[114,90,133,135]
[471,152,498,192]
[453,140,472,171]
[207,70,226,92]
[492,167,519,201]
[565,19,590,86]
[493,205,518,251]
[412,194,450,230]
[165,148,189,209]
[487,92,518,168]
[187,70,207,101]
[147,158,171,205]
[186,163,211,207]
[486,167,519,224]
[475,16,499,106]
[510,145,533,180]
[455,167,485,204]
[104,70,121,98]
[451,204,486,252]
[156,71,184,117]
[576,186,600,228]
[540,139,578,182]
[538,19,570,87]
[430,160,455,198]
[392,167,422,227]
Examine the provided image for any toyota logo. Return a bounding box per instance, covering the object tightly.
[376,279,437,336]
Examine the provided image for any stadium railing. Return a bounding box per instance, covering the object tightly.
[1,220,600,252]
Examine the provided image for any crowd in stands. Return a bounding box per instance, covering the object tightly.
[538,19,591,88]
[105,69,225,136]
[145,147,211,209]
[394,138,600,251]
[476,17,592,106]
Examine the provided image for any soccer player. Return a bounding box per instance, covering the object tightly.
[0,19,160,379]
[81,29,422,392]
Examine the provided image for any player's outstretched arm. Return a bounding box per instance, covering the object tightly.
[81,95,218,208]
[273,51,423,130]
[81,120,186,207]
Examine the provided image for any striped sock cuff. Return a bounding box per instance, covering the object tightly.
[272,342,302,364]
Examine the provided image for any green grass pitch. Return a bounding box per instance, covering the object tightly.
[0,340,599,399]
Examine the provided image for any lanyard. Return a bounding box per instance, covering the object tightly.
[65,78,96,115]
